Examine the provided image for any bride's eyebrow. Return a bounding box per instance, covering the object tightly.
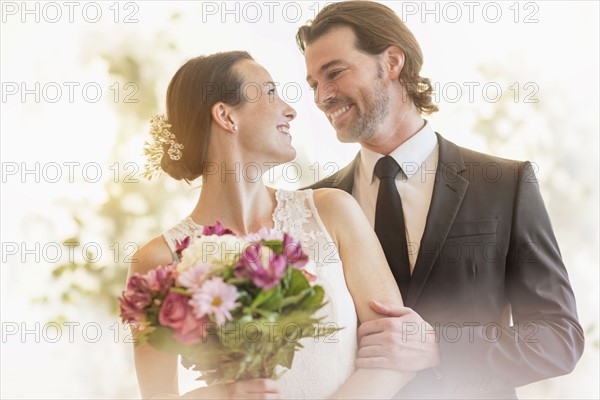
[306,59,346,82]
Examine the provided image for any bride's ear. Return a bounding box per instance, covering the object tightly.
[211,102,238,133]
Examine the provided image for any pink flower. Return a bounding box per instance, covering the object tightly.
[177,262,211,290]
[159,292,208,344]
[235,243,287,290]
[190,277,239,325]
[203,221,236,236]
[301,269,318,284]
[125,273,152,298]
[173,313,209,345]
[244,228,284,243]
[144,263,176,296]
[119,290,149,324]
[119,273,154,324]
[283,233,309,269]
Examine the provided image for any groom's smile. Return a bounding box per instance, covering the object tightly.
[328,104,354,125]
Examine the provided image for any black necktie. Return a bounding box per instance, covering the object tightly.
[374,156,411,301]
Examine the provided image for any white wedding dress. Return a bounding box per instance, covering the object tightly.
[162,189,358,399]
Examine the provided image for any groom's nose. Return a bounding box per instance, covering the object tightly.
[314,82,338,107]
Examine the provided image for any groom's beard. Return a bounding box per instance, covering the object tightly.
[336,78,389,143]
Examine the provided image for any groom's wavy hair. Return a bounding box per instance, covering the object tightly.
[162,51,253,182]
[296,1,438,115]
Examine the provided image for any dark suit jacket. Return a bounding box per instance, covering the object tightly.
[309,133,584,399]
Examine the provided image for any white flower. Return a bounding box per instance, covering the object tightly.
[178,235,248,273]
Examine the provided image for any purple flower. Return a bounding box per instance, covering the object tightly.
[159,292,208,345]
[175,236,191,260]
[202,221,236,236]
[235,243,287,290]
[189,277,239,325]
[283,233,309,269]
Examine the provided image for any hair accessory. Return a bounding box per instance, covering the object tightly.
[142,114,184,180]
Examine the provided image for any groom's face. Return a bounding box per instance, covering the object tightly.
[304,26,389,144]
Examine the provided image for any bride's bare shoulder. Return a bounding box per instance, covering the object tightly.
[312,188,361,214]
[311,188,365,236]
[129,235,174,277]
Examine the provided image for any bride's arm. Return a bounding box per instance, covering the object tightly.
[129,238,281,400]
[314,189,415,400]
[128,237,181,399]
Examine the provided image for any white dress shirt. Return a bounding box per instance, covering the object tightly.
[353,122,439,274]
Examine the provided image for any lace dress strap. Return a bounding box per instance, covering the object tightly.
[273,189,340,268]
[273,189,314,241]
[162,216,203,258]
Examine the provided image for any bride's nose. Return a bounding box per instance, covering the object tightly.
[285,104,297,121]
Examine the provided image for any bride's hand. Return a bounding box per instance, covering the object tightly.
[225,379,282,400]
[181,379,282,399]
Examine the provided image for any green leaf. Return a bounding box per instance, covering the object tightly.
[286,269,310,296]
[169,286,191,296]
[226,277,251,286]
[300,285,325,309]
[278,345,296,369]
[260,286,283,311]
[250,287,275,309]
[250,285,284,311]
[252,308,278,320]
[281,267,293,291]
[263,240,283,253]
[146,326,186,354]
[280,287,313,308]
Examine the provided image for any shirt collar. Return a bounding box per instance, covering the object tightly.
[360,121,437,184]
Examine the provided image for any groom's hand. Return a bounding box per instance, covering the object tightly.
[355,300,440,371]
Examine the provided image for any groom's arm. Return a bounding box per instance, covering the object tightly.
[434,161,584,392]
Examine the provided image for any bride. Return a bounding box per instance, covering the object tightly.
[129,51,413,399]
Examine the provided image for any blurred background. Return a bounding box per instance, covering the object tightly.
[1,1,598,398]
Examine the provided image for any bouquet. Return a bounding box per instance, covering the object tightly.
[119,222,338,384]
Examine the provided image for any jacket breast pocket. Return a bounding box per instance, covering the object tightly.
[446,219,498,239]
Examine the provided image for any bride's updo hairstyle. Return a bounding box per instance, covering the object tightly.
[161,51,253,182]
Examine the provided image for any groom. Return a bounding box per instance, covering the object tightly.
[297,1,584,398]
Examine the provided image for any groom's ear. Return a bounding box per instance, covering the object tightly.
[383,46,405,81]
[211,102,236,133]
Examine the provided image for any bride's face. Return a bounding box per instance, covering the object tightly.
[233,60,297,165]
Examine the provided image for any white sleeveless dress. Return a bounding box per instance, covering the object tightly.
[162,189,358,399]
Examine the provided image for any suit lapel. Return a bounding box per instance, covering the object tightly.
[405,134,469,308]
